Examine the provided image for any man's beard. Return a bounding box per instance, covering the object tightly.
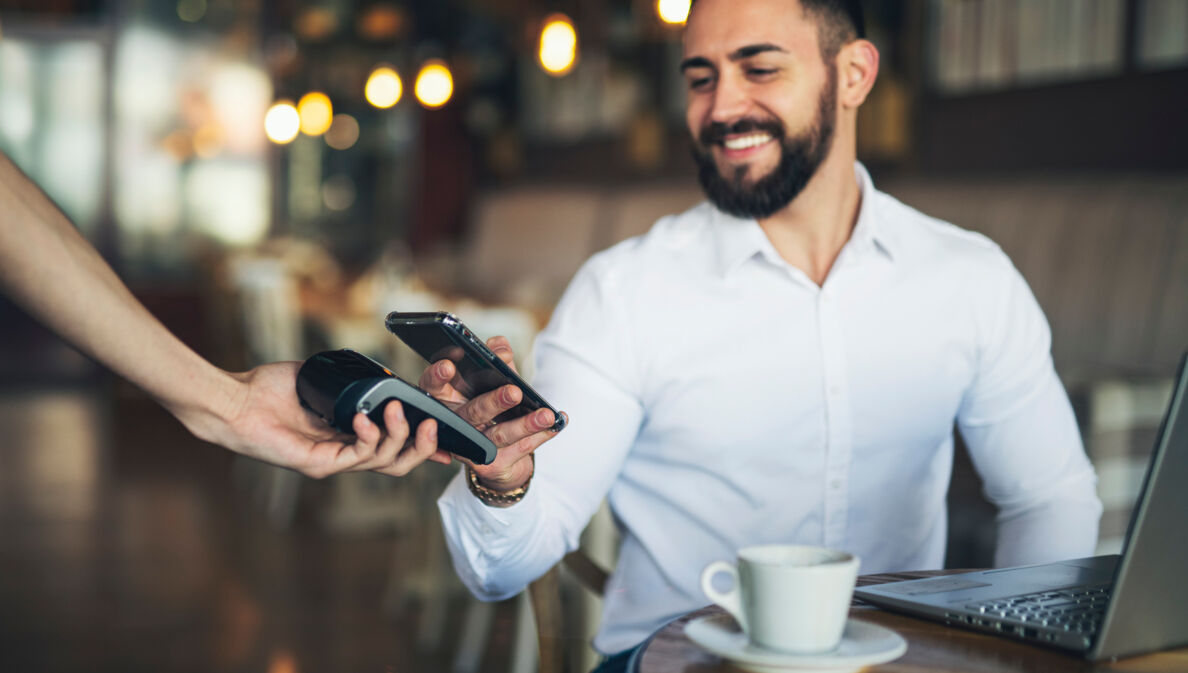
[692,73,837,220]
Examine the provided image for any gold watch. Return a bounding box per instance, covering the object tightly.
[466,456,533,506]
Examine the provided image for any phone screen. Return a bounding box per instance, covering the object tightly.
[387,312,565,430]
[398,326,505,398]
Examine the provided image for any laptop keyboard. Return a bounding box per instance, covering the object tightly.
[943,583,1112,649]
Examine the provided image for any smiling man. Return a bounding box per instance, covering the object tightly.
[433,1,1102,670]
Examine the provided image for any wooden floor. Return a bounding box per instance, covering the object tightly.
[0,381,523,672]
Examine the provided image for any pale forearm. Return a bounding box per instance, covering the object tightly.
[0,152,239,437]
[2,150,463,477]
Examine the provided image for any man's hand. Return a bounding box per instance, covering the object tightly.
[418,336,562,493]
[176,361,453,479]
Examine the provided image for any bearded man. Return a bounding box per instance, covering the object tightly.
[432,0,1102,670]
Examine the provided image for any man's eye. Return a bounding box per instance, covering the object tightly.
[688,77,713,90]
[748,68,777,77]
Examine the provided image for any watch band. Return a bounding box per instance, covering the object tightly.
[466,456,533,506]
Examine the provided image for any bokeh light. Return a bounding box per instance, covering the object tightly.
[657,0,691,25]
[297,91,333,136]
[193,124,223,158]
[177,0,207,23]
[322,174,357,211]
[264,100,300,144]
[538,14,578,76]
[365,66,403,108]
[414,61,454,109]
[207,63,272,154]
[324,114,360,150]
[185,160,270,246]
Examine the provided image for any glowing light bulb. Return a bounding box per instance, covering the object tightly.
[365,66,402,108]
[264,101,300,144]
[656,0,691,25]
[297,91,333,136]
[538,14,578,76]
[414,61,454,109]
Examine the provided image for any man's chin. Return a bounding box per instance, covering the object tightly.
[717,164,775,190]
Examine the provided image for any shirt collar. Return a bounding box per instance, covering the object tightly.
[852,162,898,261]
[709,161,897,279]
[709,208,777,278]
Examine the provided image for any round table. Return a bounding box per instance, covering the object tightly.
[631,570,1188,673]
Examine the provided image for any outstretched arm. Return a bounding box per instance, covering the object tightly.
[0,150,447,478]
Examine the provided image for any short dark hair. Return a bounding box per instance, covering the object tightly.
[800,0,865,59]
[689,0,865,61]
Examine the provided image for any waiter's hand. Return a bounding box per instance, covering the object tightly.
[180,361,452,479]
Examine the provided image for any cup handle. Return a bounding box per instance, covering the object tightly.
[700,560,748,635]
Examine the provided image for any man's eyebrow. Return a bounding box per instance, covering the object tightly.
[679,43,788,72]
[679,56,713,73]
[729,43,786,60]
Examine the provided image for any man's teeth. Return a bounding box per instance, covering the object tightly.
[724,134,772,150]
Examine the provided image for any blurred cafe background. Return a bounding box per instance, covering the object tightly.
[0,0,1185,671]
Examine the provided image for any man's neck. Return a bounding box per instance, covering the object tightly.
[756,150,862,287]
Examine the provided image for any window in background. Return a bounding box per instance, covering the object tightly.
[1137,0,1188,70]
[113,24,272,274]
[930,0,1126,94]
[519,51,646,142]
[0,38,106,237]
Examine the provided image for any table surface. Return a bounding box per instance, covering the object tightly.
[633,570,1188,673]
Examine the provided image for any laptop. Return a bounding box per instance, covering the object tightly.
[855,353,1188,660]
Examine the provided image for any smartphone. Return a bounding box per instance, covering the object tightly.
[385,311,567,432]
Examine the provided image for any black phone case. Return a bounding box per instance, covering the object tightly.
[384,311,567,432]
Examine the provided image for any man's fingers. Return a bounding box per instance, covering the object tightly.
[486,408,555,447]
[469,431,547,486]
[466,410,561,488]
[419,359,455,392]
[418,359,472,407]
[509,426,558,461]
[457,384,522,427]
[486,336,516,369]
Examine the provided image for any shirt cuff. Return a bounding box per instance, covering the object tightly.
[438,465,545,553]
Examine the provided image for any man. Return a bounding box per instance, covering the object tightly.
[1,149,553,477]
[431,0,1102,669]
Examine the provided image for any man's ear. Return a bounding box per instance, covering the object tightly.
[837,39,879,109]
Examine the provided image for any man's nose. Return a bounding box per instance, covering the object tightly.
[709,74,750,124]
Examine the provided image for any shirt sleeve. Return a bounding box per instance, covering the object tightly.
[957,259,1103,567]
[437,254,646,600]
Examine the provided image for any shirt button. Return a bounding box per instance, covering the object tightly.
[829,385,841,396]
[830,479,842,490]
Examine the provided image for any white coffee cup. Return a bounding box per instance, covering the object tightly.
[700,545,859,654]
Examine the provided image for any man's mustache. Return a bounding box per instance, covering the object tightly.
[698,118,785,146]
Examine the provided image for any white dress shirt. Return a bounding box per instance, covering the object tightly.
[438,163,1101,654]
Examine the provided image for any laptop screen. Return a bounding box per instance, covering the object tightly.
[1092,353,1188,659]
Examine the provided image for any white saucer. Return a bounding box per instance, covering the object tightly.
[684,614,907,673]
